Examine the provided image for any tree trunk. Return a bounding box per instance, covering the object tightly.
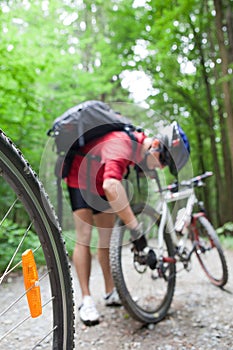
[191,20,225,225]
[226,3,233,62]
[214,0,233,171]
[218,108,233,222]
[207,2,233,222]
[196,128,219,224]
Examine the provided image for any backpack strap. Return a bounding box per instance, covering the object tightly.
[122,129,143,194]
[123,127,137,155]
[57,176,63,227]
[134,164,142,194]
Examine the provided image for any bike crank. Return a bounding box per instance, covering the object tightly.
[133,248,157,271]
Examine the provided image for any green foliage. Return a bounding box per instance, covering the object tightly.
[217,222,233,236]
[0,0,232,232]
[0,219,45,272]
[219,235,233,250]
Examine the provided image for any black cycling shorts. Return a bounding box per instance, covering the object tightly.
[67,187,111,214]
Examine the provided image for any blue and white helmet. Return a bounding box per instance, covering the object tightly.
[156,121,190,176]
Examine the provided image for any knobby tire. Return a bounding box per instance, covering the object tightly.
[0,130,75,349]
[194,216,228,287]
[110,203,176,324]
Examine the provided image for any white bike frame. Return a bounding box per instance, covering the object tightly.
[155,186,198,258]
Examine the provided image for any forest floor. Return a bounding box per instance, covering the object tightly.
[73,249,233,350]
[1,249,232,350]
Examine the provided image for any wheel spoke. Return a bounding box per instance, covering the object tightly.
[194,216,228,287]
[0,130,74,348]
[110,204,176,324]
[0,222,33,284]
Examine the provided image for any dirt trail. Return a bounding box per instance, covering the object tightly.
[72,250,233,350]
[1,250,232,349]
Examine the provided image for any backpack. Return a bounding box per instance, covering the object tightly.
[47,100,141,225]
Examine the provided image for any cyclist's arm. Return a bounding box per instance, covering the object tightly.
[103,178,138,230]
[101,134,139,229]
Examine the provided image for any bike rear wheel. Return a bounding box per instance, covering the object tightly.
[0,130,75,349]
[110,203,176,324]
[192,216,228,287]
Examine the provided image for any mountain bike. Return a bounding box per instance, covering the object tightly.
[0,129,75,349]
[110,171,228,324]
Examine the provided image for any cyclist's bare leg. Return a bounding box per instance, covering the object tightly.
[95,212,116,294]
[73,208,93,297]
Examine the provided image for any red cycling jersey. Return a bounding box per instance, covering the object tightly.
[66,131,146,196]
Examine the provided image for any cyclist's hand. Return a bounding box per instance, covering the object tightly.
[130,224,147,252]
[130,224,157,270]
[170,180,178,193]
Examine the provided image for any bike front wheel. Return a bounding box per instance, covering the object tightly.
[0,130,74,349]
[192,216,228,287]
[110,203,176,324]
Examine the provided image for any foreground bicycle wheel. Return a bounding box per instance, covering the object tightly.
[110,203,176,324]
[0,130,74,349]
[192,216,228,287]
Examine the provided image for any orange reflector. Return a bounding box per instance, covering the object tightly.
[22,249,42,318]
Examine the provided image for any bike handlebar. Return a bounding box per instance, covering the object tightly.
[155,171,213,193]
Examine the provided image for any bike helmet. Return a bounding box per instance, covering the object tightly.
[154,121,190,176]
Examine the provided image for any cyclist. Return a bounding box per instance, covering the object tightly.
[65,120,190,326]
